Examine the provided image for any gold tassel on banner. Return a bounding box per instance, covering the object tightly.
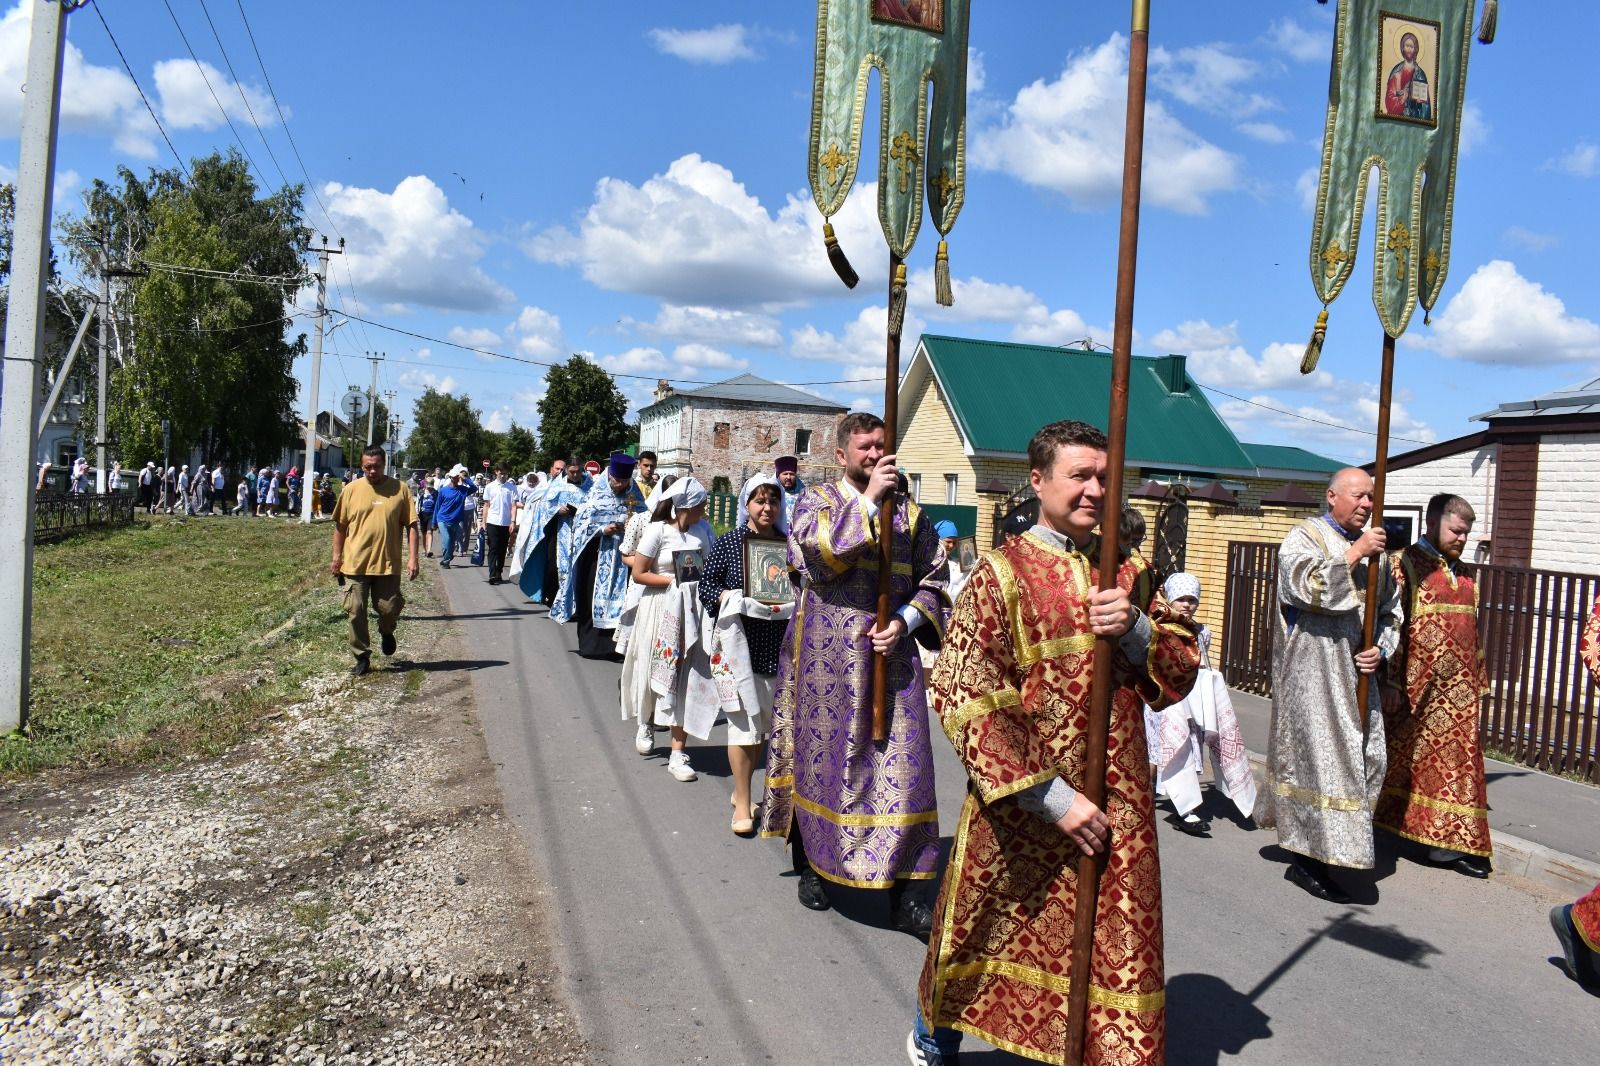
[823,222,859,289]
[888,262,908,337]
[1302,308,1329,374]
[1477,0,1497,44]
[934,240,953,307]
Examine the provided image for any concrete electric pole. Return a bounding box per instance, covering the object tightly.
[0,0,79,734]
[365,353,382,447]
[300,236,342,524]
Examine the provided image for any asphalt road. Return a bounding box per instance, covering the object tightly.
[421,563,1600,1066]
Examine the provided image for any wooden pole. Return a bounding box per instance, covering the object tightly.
[872,251,905,742]
[1354,331,1396,726]
[1065,4,1150,1063]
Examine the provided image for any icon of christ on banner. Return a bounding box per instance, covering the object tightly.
[1378,13,1439,126]
[872,0,943,33]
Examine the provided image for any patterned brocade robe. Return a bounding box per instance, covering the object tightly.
[551,480,646,628]
[1374,543,1491,857]
[1576,599,1600,950]
[917,531,1199,1066]
[1260,516,1402,870]
[760,480,948,888]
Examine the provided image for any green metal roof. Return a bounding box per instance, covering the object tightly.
[914,335,1256,474]
[1240,442,1345,476]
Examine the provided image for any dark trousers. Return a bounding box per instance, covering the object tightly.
[485,523,510,581]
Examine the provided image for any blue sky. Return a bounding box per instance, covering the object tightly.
[4,0,1598,463]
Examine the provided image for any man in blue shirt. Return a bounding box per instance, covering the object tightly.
[433,464,474,567]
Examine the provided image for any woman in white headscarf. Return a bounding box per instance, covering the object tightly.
[614,474,676,656]
[619,476,712,783]
[691,473,793,835]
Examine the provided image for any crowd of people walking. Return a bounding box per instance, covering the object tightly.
[327,416,1600,1066]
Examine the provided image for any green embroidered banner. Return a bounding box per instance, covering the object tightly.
[1306,0,1494,357]
[809,0,970,304]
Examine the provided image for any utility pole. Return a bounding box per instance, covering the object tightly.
[365,352,382,447]
[382,389,397,473]
[0,0,77,734]
[95,270,108,494]
[300,236,342,524]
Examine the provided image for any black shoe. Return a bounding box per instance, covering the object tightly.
[893,897,935,942]
[1286,859,1351,904]
[351,658,371,677]
[797,869,831,912]
[488,576,501,585]
[380,632,396,656]
[1449,855,1491,879]
[1550,905,1598,987]
[1172,815,1212,837]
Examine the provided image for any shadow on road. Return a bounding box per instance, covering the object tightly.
[1167,972,1273,1065]
[391,658,509,672]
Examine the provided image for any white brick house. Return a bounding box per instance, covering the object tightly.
[1378,376,1600,574]
[637,375,846,494]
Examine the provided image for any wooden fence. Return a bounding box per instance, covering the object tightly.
[1220,540,1599,783]
[33,492,137,542]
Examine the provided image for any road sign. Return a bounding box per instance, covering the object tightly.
[341,390,370,421]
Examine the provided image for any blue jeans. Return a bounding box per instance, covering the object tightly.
[438,520,465,562]
[912,1007,962,1063]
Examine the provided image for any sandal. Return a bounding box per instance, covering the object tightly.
[731,814,756,836]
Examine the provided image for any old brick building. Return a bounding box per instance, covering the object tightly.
[637,374,847,494]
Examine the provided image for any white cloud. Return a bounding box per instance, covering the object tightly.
[414,347,432,361]
[527,154,880,309]
[1296,167,1319,211]
[1503,226,1557,253]
[398,369,457,395]
[902,267,1109,347]
[1410,260,1600,365]
[0,2,155,157]
[967,48,987,94]
[1149,320,1332,391]
[323,176,514,313]
[626,304,784,349]
[672,343,748,374]
[600,346,672,376]
[448,326,502,350]
[507,306,564,359]
[1214,390,1434,459]
[152,58,276,132]
[1237,121,1295,144]
[1263,18,1328,63]
[791,305,921,373]
[1458,102,1489,158]
[648,24,757,64]
[1151,42,1277,117]
[973,35,1242,215]
[484,406,513,433]
[1544,142,1598,178]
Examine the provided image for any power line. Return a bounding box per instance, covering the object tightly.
[160,0,267,188]
[91,1,190,182]
[231,0,340,241]
[1194,381,1429,445]
[194,0,290,189]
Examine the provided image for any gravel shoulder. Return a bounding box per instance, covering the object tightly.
[1,574,597,1065]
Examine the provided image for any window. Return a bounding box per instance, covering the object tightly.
[794,428,812,454]
[908,473,921,502]
[713,422,731,449]
[55,442,76,468]
[944,474,958,505]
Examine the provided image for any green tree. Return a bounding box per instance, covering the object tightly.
[53,152,309,470]
[537,354,630,465]
[494,421,539,475]
[406,388,486,471]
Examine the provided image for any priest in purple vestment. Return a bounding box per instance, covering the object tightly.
[761,411,948,939]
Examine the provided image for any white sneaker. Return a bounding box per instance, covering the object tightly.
[667,751,697,782]
[634,721,654,756]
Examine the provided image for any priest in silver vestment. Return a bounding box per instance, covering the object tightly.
[1260,467,1402,903]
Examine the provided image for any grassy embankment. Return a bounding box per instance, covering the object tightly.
[2,515,407,776]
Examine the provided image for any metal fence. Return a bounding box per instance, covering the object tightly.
[33,491,137,542]
[1220,540,1600,783]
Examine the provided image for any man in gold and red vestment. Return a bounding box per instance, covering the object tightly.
[1550,593,1600,990]
[910,420,1199,1066]
[1374,494,1493,878]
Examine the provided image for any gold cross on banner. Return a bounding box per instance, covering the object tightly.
[889,131,919,193]
[1387,222,1413,269]
[1423,247,1441,287]
[931,166,956,207]
[819,143,848,186]
[1321,240,1349,279]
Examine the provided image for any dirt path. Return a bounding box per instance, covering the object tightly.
[1,577,597,1065]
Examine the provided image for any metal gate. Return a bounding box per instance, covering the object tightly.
[1220,540,1278,696]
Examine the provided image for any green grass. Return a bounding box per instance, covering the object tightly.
[2,515,362,776]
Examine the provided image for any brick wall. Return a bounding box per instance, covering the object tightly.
[1381,443,1497,561]
[1531,433,1600,575]
[663,400,844,492]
